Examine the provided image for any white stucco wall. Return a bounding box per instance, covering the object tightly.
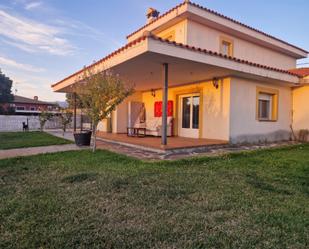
[186,20,296,70]
[0,115,79,132]
[229,77,292,143]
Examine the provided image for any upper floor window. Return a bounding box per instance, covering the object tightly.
[220,37,233,56]
[256,87,278,122]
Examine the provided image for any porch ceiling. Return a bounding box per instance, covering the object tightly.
[52,35,300,93]
[106,52,232,91]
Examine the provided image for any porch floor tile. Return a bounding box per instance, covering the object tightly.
[96,132,228,151]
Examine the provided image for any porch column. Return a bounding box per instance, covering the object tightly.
[161,63,169,146]
[73,92,77,132]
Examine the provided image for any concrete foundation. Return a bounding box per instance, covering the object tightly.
[230,130,291,144]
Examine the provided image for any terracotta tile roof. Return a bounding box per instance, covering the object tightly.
[126,1,308,54]
[12,95,55,105]
[288,68,309,77]
[150,35,300,77]
[52,34,300,88]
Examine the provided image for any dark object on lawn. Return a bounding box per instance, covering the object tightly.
[74,130,92,146]
[22,122,29,132]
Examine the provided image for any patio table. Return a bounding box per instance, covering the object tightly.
[127,127,146,137]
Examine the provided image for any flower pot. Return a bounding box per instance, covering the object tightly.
[74,131,92,146]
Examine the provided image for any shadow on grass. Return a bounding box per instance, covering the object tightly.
[246,173,292,195]
[62,172,98,183]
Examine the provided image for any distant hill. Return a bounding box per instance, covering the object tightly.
[56,101,68,108]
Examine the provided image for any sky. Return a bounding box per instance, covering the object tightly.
[0,0,308,102]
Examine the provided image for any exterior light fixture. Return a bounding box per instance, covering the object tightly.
[151,89,156,97]
[212,77,219,89]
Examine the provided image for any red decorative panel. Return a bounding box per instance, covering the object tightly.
[154,101,173,117]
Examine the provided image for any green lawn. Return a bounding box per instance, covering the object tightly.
[0,131,72,150]
[0,145,308,249]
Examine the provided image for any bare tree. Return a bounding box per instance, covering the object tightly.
[39,111,53,132]
[60,109,73,136]
[77,69,134,152]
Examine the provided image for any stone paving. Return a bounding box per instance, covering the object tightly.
[0,144,82,160]
[46,130,300,161]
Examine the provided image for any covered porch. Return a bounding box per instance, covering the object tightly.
[52,34,299,148]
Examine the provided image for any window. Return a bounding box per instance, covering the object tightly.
[256,87,279,122]
[16,106,25,110]
[258,93,272,120]
[220,37,233,56]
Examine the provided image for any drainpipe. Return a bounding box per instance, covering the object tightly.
[161,63,169,146]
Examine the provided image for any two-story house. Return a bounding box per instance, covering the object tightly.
[52,1,308,148]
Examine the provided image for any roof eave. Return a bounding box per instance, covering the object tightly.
[52,35,300,93]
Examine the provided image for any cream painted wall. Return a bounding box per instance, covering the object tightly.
[186,20,296,70]
[202,78,230,140]
[156,20,187,44]
[97,119,108,132]
[140,79,230,141]
[292,78,309,132]
[229,77,292,143]
[112,91,143,133]
[111,77,293,143]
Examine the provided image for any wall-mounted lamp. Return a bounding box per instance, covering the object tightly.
[151,89,156,97]
[212,77,219,89]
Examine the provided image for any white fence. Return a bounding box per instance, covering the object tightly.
[0,115,82,132]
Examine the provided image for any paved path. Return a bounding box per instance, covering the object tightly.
[46,129,75,141]
[0,144,82,160]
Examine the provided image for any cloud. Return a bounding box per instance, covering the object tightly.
[1,39,36,53]
[53,19,122,48]
[4,70,65,101]
[0,9,75,55]
[0,55,45,72]
[25,1,42,10]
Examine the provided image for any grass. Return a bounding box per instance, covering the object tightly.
[0,144,308,248]
[0,131,72,150]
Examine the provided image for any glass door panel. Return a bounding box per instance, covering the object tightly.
[182,97,191,128]
[192,96,199,129]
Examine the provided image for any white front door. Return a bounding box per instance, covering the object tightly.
[178,94,200,138]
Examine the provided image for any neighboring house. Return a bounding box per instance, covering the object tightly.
[3,95,60,115]
[52,1,308,145]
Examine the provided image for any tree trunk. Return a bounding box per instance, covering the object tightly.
[92,123,97,152]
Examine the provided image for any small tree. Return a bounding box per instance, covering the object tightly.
[77,69,134,152]
[39,111,53,131]
[0,70,14,104]
[59,109,73,135]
